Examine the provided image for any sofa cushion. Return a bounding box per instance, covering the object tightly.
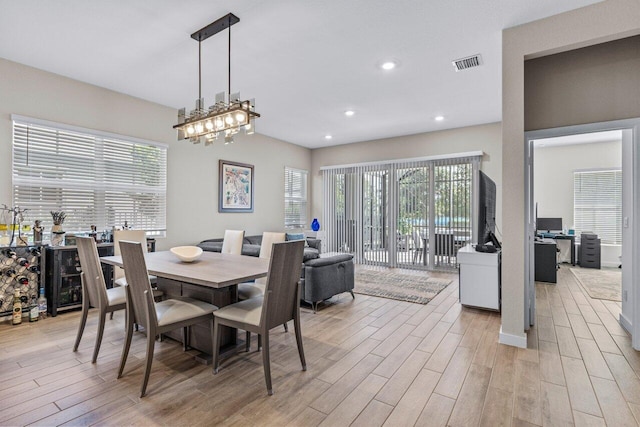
[244,235,263,245]
[198,241,223,252]
[242,244,261,257]
[303,247,320,262]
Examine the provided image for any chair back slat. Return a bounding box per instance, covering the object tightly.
[259,232,286,259]
[119,240,157,329]
[221,230,245,255]
[113,230,148,281]
[76,237,108,308]
[262,240,305,329]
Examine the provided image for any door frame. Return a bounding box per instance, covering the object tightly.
[524,118,640,348]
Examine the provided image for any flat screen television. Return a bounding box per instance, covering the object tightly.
[536,217,562,233]
[477,170,500,249]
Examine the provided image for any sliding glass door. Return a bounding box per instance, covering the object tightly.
[322,154,479,270]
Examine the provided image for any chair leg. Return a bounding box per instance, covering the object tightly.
[258,334,262,351]
[261,331,273,395]
[140,329,156,398]
[312,302,318,313]
[350,291,355,299]
[92,309,107,363]
[294,309,307,371]
[246,330,251,352]
[283,322,288,332]
[212,317,222,374]
[182,326,189,351]
[73,297,90,352]
[110,312,114,320]
[118,305,134,379]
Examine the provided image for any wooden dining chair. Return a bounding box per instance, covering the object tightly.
[110,230,163,320]
[117,240,218,397]
[73,237,127,363]
[238,232,288,345]
[212,240,306,395]
[237,232,286,300]
[221,229,245,254]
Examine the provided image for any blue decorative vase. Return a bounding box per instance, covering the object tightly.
[311,218,320,232]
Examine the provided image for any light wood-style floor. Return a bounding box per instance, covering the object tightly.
[0,266,637,426]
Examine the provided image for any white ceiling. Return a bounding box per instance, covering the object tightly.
[0,0,602,149]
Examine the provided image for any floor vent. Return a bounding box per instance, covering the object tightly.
[452,54,483,71]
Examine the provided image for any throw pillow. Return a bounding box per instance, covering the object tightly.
[286,232,309,247]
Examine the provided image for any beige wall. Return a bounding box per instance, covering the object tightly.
[0,57,311,250]
[525,35,640,131]
[534,140,621,226]
[310,122,503,232]
[502,0,640,344]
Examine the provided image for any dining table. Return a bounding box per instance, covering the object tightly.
[100,250,270,363]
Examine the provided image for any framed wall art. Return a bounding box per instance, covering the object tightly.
[218,160,254,213]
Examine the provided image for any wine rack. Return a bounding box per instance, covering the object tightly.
[45,244,113,317]
[0,245,45,317]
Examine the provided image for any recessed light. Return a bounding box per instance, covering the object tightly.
[345,110,355,117]
[381,61,396,70]
[325,135,333,140]
[435,115,444,121]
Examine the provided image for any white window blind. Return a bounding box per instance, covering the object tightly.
[284,167,308,229]
[12,117,167,236]
[574,169,621,245]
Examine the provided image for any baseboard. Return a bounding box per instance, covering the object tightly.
[499,326,527,348]
[620,312,632,334]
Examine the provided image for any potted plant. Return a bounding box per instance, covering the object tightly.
[50,211,66,246]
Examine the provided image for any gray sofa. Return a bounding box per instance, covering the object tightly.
[197,235,355,311]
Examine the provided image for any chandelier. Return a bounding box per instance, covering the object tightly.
[174,13,260,145]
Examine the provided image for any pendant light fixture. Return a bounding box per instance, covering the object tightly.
[173,13,260,145]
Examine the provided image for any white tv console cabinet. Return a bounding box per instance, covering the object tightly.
[457,244,501,311]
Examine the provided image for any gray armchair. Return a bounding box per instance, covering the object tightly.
[300,253,355,312]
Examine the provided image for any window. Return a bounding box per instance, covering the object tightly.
[12,116,167,236]
[574,169,621,245]
[284,167,308,229]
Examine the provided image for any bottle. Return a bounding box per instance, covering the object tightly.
[27,265,40,274]
[2,267,16,278]
[29,247,41,257]
[29,295,38,322]
[2,248,17,260]
[37,288,47,319]
[17,257,29,268]
[16,276,29,285]
[12,289,22,325]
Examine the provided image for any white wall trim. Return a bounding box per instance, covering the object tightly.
[621,312,632,334]
[319,151,483,170]
[499,326,527,348]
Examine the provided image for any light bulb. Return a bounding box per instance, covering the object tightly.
[381,61,396,70]
[195,122,204,133]
[205,120,214,130]
[186,125,195,135]
[225,114,235,125]
[215,118,224,129]
[235,112,247,123]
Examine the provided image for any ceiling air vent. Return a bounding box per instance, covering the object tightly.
[452,54,483,72]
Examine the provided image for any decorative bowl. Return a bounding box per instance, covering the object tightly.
[170,246,203,263]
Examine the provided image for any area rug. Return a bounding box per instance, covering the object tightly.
[354,269,452,304]
[570,267,621,302]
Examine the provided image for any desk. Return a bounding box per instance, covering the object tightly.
[534,240,557,283]
[538,233,575,265]
[101,251,269,358]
